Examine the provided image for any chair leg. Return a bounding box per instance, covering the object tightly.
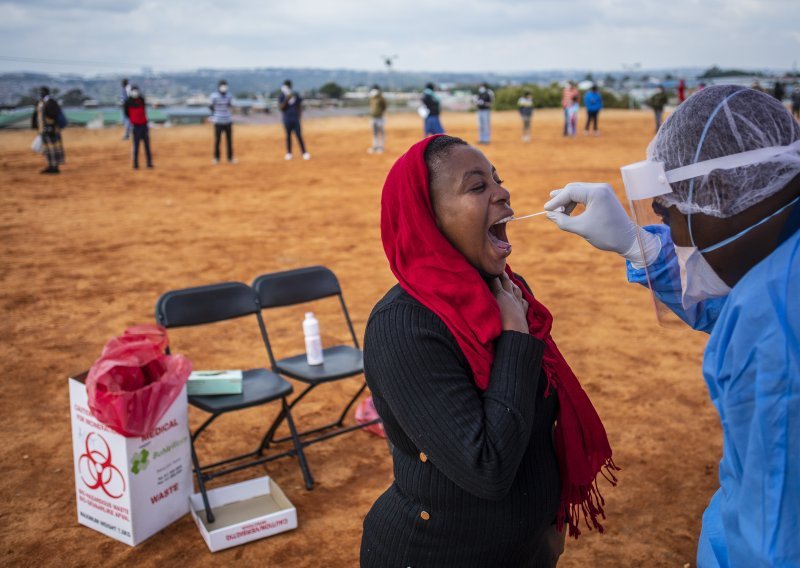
[282,398,314,490]
[335,380,368,427]
[259,383,318,451]
[190,436,215,523]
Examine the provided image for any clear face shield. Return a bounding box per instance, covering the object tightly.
[620,144,798,326]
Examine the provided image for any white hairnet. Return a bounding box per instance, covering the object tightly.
[648,85,800,218]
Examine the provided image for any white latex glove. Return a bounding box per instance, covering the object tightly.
[544,182,661,267]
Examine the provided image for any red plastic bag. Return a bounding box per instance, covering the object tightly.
[355,396,385,438]
[86,324,191,437]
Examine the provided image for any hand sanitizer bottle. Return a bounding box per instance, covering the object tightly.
[303,312,324,366]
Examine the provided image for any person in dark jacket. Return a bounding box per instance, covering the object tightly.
[361,135,618,567]
[473,82,494,144]
[278,79,310,160]
[421,83,445,136]
[647,85,669,133]
[123,85,153,169]
[31,86,65,174]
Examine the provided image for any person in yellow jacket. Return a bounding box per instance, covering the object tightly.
[368,84,387,154]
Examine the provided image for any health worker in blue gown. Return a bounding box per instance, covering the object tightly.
[543,85,800,568]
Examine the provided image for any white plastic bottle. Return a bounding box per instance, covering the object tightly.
[303,312,324,366]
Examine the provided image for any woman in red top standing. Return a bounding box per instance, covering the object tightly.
[124,85,153,169]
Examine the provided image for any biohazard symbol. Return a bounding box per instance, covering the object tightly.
[78,432,126,499]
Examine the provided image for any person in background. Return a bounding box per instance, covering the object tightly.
[517,90,534,142]
[545,85,800,568]
[566,95,579,137]
[772,81,785,103]
[751,80,765,93]
[279,79,310,160]
[421,83,445,136]
[31,86,65,174]
[583,84,603,136]
[368,84,387,154]
[474,82,494,144]
[792,85,800,119]
[209,79,235,164]
[561,81,578,136]
[124,84,153,170]
[677,79,686,104]
[120,78,132,140]
[647,85,668,133]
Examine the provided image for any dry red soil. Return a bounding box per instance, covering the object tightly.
[1,109,717,567]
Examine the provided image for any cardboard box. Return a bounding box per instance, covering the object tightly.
[69,373,192,546]
[187,370,243,396]
[189,476,297,552]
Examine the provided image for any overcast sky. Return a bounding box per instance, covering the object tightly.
[1,0,798,75]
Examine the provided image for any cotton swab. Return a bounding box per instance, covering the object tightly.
[506,207,564,222]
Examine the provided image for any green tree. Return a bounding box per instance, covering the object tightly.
[60,88,89,106]
[318,81,344,99]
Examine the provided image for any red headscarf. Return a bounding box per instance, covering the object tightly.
[381,135,618,537]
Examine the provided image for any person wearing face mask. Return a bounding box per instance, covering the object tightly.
[278,79,310,160]
[544,85,800,568]
[209,79,235,164]
[421,82,445,136]
[473,82,494,145]
[517,90,534,142]
[360,135,618,567]
[367,84,387,154]
[123,85,153,169]
[647,85,669,133]
[31,86,66,174]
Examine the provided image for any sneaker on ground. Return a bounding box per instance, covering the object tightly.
[302,153,311,160]
[285,153,293,160]
[228,158,238,164]
[212,158,219,164]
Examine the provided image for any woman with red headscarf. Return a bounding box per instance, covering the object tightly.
[360,135,618,567]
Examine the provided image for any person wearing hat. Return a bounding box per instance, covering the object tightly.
[545,85,800,567]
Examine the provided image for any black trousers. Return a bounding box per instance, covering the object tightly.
[283,118,307,154]
[585,110,599,131]
[214,123,233,160]
[132,124,152,166]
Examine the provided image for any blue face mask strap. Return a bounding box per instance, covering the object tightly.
[687,88,749,246]
[777,197,800,245]
[700,194,800,254]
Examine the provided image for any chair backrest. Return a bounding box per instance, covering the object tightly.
[251,266,359,364]
[155,281,260,328]
[252,266,340,308]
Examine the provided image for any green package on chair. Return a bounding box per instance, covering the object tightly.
[188,370,243,396]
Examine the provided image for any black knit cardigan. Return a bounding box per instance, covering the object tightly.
[360,285,561,568]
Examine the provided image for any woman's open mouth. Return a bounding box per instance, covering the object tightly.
[488,216,512,253]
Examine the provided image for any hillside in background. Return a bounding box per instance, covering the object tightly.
[0,66,715,106]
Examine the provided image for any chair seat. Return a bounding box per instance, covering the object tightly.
[189,368,293,414]
[276,345,363,384]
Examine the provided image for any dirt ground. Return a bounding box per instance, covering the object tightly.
[0,109,720,567]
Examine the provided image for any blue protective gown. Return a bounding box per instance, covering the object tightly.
[627,224,800,568]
